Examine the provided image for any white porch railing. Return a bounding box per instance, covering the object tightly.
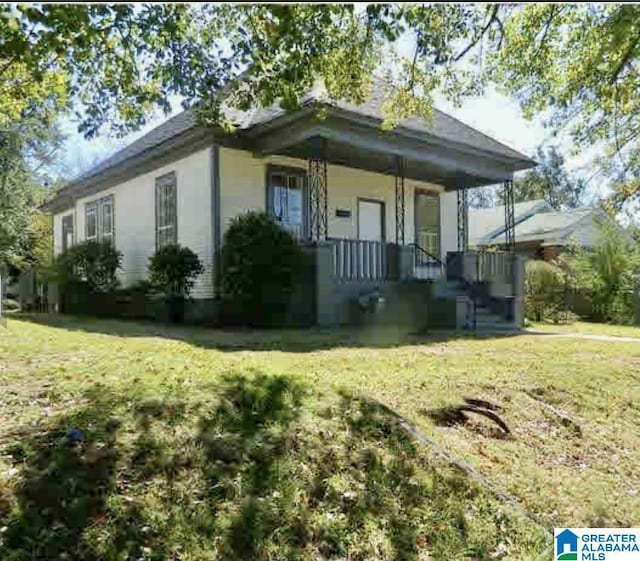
[331,239,388,280]
[477,251,514,285]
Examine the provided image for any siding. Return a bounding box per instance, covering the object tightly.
[52,211,74,256]
[439,192,459,257]
[51,144,463,301]
[565,214,602,248]
[54,147,214,299]
[218,148,454,260]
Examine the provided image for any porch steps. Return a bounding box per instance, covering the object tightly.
[432,278,518,332]
[471,306,518,331]
[351,278,518,332]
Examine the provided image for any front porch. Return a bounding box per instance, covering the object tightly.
[241,108,527,329]
[297,239,525,330]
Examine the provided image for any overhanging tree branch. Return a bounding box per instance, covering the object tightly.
[452,4,502,62]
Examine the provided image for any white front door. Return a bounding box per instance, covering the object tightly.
[358,199,384,241]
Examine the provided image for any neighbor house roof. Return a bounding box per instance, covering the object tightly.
[471,200,615,248]
[469,199,552,246]
[45,80,535,212]
[489,207,603,246]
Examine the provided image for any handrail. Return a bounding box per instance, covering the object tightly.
[410,243,477,330]
[408,242,446,269]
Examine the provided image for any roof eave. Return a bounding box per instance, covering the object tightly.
[44,125,218,213]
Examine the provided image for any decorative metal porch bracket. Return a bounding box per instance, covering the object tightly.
[457,184,469,252]
[503,179,515,252]
[395,156,405,245]
[308,140,328,241]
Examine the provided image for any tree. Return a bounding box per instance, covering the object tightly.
[468,185,499,209]
[0,4,505,136]
[0,119,61,268]
[559,220,640,323]
[510,146,586,210]
[490,4,640,213]
[5,4,640,210]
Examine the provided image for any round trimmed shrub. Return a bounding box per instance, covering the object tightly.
[148,244,204,300]
[221,211,303,325]
[54,240,122,293]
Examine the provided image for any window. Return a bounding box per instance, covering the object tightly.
[268,169,305,239]
[100,197,113,245]
[85,195,114,244]
[61,214,74,252]
[155,172,177,248]
[85,202,98,241]
[415,191,440,263]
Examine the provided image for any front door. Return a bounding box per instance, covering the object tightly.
[358,199,384,241]
[415,190,440,256]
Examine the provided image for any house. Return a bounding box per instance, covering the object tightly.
[470,199,620,261]
[44,83,535,329]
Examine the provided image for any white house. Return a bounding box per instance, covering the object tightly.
[44,84,535,329]
[470,199,625,262]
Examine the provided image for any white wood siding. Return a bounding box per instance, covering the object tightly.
[439,191,459,258]
[53,147,214,299]
[52,144,462,298]
[218,147,455,260]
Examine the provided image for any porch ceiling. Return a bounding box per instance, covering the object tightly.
[243,109,534,190]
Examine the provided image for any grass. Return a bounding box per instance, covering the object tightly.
[2,315,640,559]
[530,320,640,338]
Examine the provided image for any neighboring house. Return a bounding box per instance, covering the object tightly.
[44,83,535,329]
[470,199,620,261]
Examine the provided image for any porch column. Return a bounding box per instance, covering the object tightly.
[457,184,469,252]
[395,156,405,245]
[503,179,516,252]
[308,138,328,241]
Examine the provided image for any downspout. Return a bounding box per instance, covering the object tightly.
[210,143,221,299]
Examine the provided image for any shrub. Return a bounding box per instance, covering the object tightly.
[525,260,566,322]
[221,211,303,325]
[148,244,204,300]
[559,219,640,323]
[54,240,122,293]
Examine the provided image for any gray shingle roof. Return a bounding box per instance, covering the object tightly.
[331,84,530,162]
[489,207,596,245]
[74,110,198,183]
[469,199,551,245]
[470,201,612,247]
[64,80,534,195]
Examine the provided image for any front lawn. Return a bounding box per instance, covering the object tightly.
[530,320,640,339]
[2,315,639,559]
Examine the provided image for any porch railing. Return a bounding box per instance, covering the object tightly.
[330,238,389,281]
[477,251,514,285]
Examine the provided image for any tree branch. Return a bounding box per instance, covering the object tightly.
[407,31,421,92]
[609,32,640,85]
[532,5,561,60]
[452,4,502,62]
